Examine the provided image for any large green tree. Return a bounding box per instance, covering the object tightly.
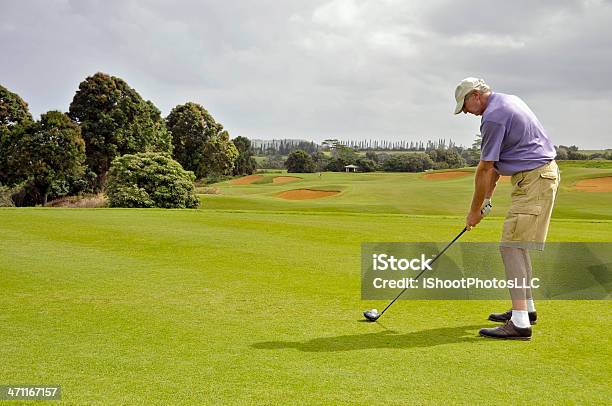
[201,131,239,179]
[166,102,223,177]
[232,136,256,176]
[0,84,33,128]
[68,72,172,189]
[12,111,86,205]
[383,153,434,172]
[0,84,34,185]
[428,148,466,169]
[285,150,316,173]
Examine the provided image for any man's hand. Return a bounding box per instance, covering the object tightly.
[466,210,483,231]
[481,198,492,216]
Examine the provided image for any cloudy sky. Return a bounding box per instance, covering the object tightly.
[1,0,611,148]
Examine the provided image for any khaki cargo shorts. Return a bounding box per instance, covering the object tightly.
[501,160,560,250]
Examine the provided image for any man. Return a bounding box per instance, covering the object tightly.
[454,77,559,340]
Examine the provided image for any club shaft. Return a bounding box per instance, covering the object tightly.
[378,227,467,316]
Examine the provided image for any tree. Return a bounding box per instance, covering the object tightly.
[311,151,329,172]
[11,111,86,206]
[166,102,223,177]
[335,145,358,164]
[461,134,482,166]
[68,72,172,189]
[427,148,466,169]
[567,147,588,160]
[555,145,569,160]
[322,139,339,151]
[200,131,239,179]
[383,153,434,172]
[1,84,34,185]
[232,136,256,176]
[285,150,316,173]
[323,145,358,172]
[0,84,33,128]
[106,152,199,208]
[356,158,377,172]
[365,151,378,162]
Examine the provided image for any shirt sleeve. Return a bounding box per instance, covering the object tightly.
[480,121,505,162]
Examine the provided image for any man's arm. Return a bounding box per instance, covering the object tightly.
[466,160,497,230]
[486,168,500,199]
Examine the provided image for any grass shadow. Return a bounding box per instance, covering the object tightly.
[252,324,484,352]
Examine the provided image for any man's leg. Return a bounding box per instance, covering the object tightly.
[522,249,537,314]
[500,246,529,323]
[487,246,537,324]
[479,245,533,339]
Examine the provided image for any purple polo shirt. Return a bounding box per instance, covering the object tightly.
[480,92,556,176]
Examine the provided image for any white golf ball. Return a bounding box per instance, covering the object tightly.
[370,309,378,314]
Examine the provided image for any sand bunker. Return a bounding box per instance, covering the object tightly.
[230,175,263,185]
[575,177,612,192]
[277,189,340,200]
[273,176,301,184]
[423,171,472,180]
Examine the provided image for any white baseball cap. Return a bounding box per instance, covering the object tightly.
[453,77,490,114]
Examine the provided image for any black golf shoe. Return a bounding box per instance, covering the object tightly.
[479,320,532,340]
[488,309,537,325]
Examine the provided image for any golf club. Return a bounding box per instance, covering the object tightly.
[363,226,468,322]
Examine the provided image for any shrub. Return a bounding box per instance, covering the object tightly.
[427,148,466,169]
[285,150,316,173]
[324,157,347,172]
[383,153,434,172]
[356,158,377,172]
[106,152,199,208]
[0,184,15,207]
[433,161,450,170]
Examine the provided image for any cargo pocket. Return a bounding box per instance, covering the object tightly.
[508,206,541,241]
[539,172,559,200]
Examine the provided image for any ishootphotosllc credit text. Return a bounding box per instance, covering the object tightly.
[372,277,541,290]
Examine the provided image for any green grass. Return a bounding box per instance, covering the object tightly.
[579,150,612,155]
[0,209,610,404]
[1,161,611,404]
[202,163,612,219]
[557,159,612,169]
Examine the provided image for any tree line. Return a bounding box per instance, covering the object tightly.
[555,145,612,160]
[253,139,319,155]
[265,136,610,172]
[0,73,256,207]
[284,146,469,173]
[322,138,458,151]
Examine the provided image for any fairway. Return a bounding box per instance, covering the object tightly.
[1,204,610,403]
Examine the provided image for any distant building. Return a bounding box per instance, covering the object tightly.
[344,164,359,173]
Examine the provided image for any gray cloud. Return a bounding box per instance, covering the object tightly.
[1,0,610,148]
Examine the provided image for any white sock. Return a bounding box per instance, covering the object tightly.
[511,310,530,328]
[527,298,536,313]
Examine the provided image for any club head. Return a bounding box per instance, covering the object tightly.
[363,309,381,322]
